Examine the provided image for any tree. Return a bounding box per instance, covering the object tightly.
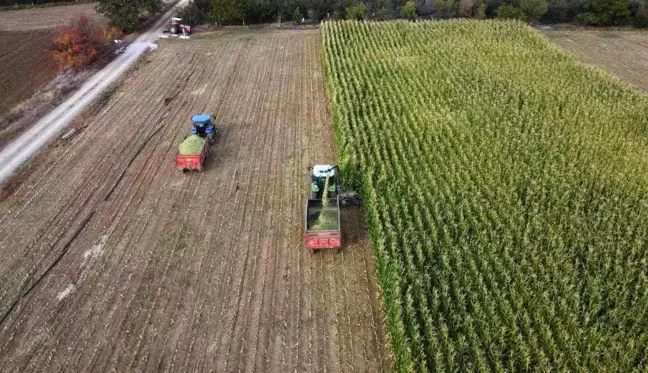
[402,0,418,18]
[520,0,548,20]
[96,0,162,33]
[475,1,487,17]
[293,6,303,22]
[51,16,105,69]
[579,0,630,25]
[544,0,587,22]
[435,0,458,17]
[178,0,212,25]
[458,0,475,16]
[496,3,526,18]
[374,0,393,19]
[635,8,648,26]
[211,0,245,24]
[346,1,368,19]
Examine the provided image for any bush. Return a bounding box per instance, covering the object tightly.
[103,26,123,43]
[458,0,475,17]
[520,0,548,20]
[374,0,392,19]
[376,6,392,19]
[476,2,487,17]
[211,0,245,25]
[402,0,418,19]
[497,3,526,19]
[346,2,368,19]
[178,0,211,26]
[578,0,630,25]
[436,0,459,17]
[544,0,587,22]
[51,16,105,69]
[96,0,161,32]
[293,7,303,22]
[635,8,648,26]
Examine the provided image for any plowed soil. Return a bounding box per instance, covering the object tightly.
[544,30,648,91]
[0,3,104,31]
[0,30,391,372]
[0,30,57,115]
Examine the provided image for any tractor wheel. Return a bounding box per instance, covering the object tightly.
[170,26,178,34]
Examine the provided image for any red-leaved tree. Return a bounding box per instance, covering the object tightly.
[51,16,104,69]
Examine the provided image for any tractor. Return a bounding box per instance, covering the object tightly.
[309,164,360,205]
[176,114,217,171]
[304,164,361,252]
[309,164,338,200]
[166,18,191,37]
[191,114,215,141]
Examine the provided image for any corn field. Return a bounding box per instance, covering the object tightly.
[322,20,648,372]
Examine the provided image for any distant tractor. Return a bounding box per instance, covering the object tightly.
[304,164,360,253]
[176,114,216,171]
[166,17,191,37]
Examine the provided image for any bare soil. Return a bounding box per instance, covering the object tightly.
[543,29,648,91]
[0,30,391,372]
[0,30,57,115]
[0,3,104,31]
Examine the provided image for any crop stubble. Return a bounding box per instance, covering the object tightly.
[0,3,104,32]
[0,30,389,372]
[0,30,57,116]
[544,30,648,91]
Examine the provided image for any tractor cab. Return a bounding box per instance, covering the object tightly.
[310,164,338,200]
[191,114,215,140]
[168,17,191,35]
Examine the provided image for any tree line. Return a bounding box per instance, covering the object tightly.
[2,0,644,27]
[179,0,647,27]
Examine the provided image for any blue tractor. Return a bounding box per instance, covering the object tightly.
[191,114,216,143]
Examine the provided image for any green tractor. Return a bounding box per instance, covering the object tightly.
[309,164,339,200]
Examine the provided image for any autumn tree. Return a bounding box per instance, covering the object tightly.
[51,16,106,69]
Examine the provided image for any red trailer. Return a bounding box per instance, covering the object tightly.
[305,197,342,252]
[176,134,212,171]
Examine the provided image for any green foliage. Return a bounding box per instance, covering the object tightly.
[520,0,548,20]
[346,1,368,19]
[178,0,211,25]
[634,8,648,26]
[211,0,245,24]
[579,0,630,25]
[435,0,458,17]
[497,3,526,18]
[293,6,303,22]
[374,0,392,19]
[458,0,475,17]
[322,19,648,372]
[475,1,487,17]
[401,0,417,19]
[96,0,162,32]
[544,0,587,22]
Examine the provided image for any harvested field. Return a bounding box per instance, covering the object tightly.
[544,30,648,91]
[0,3,104,31]
[0,30,390,372]
[0,30,57,115]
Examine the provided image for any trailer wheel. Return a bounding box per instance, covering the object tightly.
[311,249,321,254]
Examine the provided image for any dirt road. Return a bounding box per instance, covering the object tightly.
[0,30,390,372]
